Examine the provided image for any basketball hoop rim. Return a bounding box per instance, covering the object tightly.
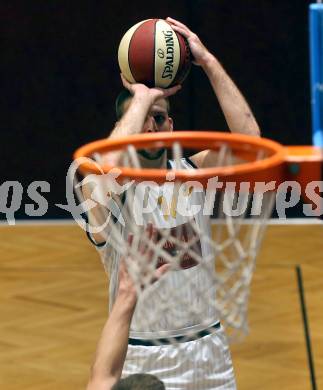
[74,131,288,185]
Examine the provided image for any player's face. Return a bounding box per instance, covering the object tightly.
[123,97,173,160]
[122,97,173,133]
[142,98,173,134]
[142,99,173,158]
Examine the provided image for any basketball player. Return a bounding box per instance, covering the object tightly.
[84,17,260,390]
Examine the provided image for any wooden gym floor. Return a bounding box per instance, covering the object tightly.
[0,221,322,389]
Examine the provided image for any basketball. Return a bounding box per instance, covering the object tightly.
[118,19,191,88]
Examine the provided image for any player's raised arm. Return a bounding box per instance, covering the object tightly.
[86,230,169,390]
[103,75,180,167]
[109,75,180,139]
[86,257,137,390]
[166,17,260,138]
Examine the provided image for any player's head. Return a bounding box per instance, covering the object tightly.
[111,373,165,389]
[115,89,173,134]
[116,89,173,159]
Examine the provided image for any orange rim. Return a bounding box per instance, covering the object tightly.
[73,132,290,187]
[284,145,322,202]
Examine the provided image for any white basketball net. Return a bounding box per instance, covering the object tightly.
[74,140,276,343]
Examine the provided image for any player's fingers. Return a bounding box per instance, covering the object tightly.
[169,24,190,39]
[127,233,134,246]
[120,73,131,90]
[138,235,146,254]
[119,255,130,281]
[152,226,158,243]
[141,227,150,256]
[139,223,151,255]
[146,223,154,257]
[152,263,171,282]
[166,17,192,34]
[164,84,181,97]
[147,223,157,262]
[146,222,153,239]
[147,226,158,263]
[127,233,134,244]
[120,73,126,85]
[126,233,135,261]
[120,73,127,83]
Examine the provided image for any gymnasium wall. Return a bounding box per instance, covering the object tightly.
[1,0,313,219]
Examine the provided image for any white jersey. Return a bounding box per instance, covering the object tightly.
[90,157,236,389]
[96,158,218,339]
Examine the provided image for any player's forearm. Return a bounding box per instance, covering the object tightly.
[105,93,152,166]
[109,93,151,139]
[202,54,260,136]
[87,294,136,388]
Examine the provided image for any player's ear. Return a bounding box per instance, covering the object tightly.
[168,117,174,132]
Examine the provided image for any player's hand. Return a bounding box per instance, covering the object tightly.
[120,74,181,104]
[166,17,212,67]
[118,223,170,303]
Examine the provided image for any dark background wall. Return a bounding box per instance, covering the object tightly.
[1,1,313,219]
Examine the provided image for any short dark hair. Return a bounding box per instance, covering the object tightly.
[111,373,165,390]
[115,89,170,120]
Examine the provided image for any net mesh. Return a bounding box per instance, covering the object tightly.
[73,139,276,343]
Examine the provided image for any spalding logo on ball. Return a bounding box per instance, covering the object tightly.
[118,19,191,88]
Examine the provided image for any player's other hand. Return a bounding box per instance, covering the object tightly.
[120,74,181,104]
[166,17,212,67]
